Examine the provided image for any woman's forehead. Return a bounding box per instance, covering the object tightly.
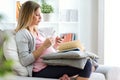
[35,8,41,13]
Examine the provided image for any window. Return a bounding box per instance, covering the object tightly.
[104,0,120,66]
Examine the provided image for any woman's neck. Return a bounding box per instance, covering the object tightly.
[28,25,35,31]
[28,25,38,37]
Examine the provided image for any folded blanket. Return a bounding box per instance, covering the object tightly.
[85,51,99,59]
[43,58,88,69]
[41,51,99,69]
[41,51,98,60]
[41,51,88,60]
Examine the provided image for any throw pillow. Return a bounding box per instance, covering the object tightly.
[57,40,85,52]
[39,27,56,38]
[3,30,28,76]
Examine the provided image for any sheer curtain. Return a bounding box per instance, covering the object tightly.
[104,0,120,66]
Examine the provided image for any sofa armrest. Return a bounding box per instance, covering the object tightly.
[95,65,120,80]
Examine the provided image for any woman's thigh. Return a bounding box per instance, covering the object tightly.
[32,59,92,79]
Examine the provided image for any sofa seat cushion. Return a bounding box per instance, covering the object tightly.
[12,76,58,80]
[90,72,105,80]
[5,72,105,80]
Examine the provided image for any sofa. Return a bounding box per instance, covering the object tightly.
[0,29,120,80]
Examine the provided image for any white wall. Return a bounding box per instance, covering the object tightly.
[98,0,104,64]
[79,0,98,54]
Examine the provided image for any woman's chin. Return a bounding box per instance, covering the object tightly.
[36,23,39,25]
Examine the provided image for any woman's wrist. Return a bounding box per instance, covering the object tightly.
[33,45,46,59]
[40,44,47,51]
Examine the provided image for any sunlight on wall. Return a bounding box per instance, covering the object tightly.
[104,0,120,66]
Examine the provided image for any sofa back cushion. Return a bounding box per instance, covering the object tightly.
[3,30,28,76]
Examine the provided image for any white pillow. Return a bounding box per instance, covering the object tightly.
[39,27,56,38]
[3,30,28,76]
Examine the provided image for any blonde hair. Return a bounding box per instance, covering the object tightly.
[15,1,40,32]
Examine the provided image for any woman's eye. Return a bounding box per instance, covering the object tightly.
[36,14,40,16]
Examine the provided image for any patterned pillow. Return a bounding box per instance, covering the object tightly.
[57,40,85,52]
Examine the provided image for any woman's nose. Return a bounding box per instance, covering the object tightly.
[39,15,41,19]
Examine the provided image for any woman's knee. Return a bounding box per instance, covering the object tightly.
[78,59,92,78]
[84,59,92,72]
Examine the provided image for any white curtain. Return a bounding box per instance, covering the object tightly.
[104,0,120,66]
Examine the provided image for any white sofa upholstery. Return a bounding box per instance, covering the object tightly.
[0,29,120,80]
[1,65,120,80]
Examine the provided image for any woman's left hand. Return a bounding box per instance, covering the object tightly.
[56,36,63,44]
[54,36,63,49]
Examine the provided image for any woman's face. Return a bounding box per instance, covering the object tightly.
[32,8,41,25]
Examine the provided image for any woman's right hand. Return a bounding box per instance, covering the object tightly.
[42,38,53,49]
[33,38,53,59]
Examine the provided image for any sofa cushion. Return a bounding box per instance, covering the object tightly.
[4,72,105,80]
[39,27,56,38]
[15,76,58,80]
[90,72,105,80]
[3,30,28,76]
